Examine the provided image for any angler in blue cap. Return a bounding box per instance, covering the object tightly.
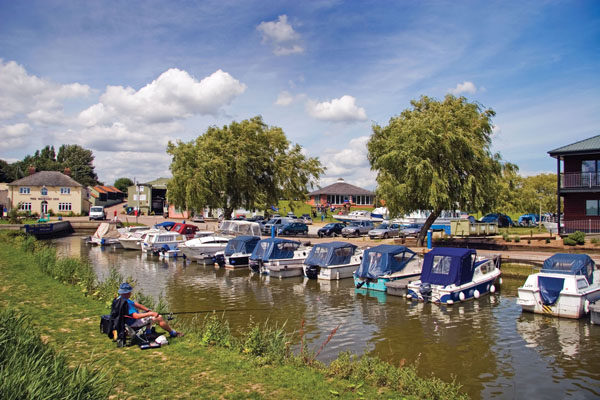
[117,282,184,338]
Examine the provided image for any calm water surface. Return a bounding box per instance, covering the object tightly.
[55,236,600,399]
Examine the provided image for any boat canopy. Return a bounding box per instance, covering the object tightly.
[154,221,175,230]
[92,222,121,240]
[420,247,477,286]
[219,220,261,236]
[354,244,416,279]
[224,235,261,256]
[518,213,539,225]
[541,253,595,283]
[250,238,301,261]
[304,242,357,267]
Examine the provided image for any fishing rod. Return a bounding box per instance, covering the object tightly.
[155,307,275,319]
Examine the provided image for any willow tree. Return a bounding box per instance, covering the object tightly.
[368,95,503,245]
[167,116,324,219]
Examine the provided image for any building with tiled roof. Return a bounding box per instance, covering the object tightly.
[6,169,89,215]
[88,185,125,207]
[549,134,600,234]
[308,178,374,208]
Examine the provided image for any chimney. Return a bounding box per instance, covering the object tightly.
[64,167,71,176]
[28,165,36,176]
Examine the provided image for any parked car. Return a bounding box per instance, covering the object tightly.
[400,223,423,237]
[341,220,375,238]
[480,213,514,228]
[317,222,346,238]
[262,217,295,235]
[301,214,313,225]
[368,222,401,239]
[89,206,106,221]
[278,222,308,236]
[191,214,205,223]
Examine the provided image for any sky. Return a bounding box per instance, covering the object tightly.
[0,0,599,189]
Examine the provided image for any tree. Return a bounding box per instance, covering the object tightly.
[368,95,503,245]
[495,162,522,214]
[167,116,324,219]
[113,177,134,195]
[517,173,557,215]
[56,144,99,187]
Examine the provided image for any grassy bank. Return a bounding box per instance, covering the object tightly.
[0,232,467,399]
[501,263,541,278]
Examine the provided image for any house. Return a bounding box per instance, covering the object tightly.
[548,135,600,234]
[6,169,89,215]
[88,185,125,207]
[127,177,168,215]
[307,178,374,209]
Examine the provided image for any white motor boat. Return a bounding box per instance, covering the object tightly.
[118,226,153,250]
[88,222,122,246]
[517,253,600,319]
[141,231,186,253]
[303,241,363,280]
[218,220,262,236]
[249,238,311,278]
[406,247,501,304]
[178,235,231,262]
[214,235,261,269]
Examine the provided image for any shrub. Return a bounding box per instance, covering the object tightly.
[514,236,520,243]
[568,231,586,245]
[198,313,235,348]
[563,237,577,246]
[8,208,20,224]
[591,238,600,246]
[241,321,290,365]
[545,238,551,244]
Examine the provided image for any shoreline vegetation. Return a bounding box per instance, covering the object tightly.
[0,231,467,400]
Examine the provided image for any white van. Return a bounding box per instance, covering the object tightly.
[89,206,106,221]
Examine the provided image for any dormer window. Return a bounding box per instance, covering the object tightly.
[41,187,48,196]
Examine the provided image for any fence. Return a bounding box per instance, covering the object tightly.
[563,219,600,234]
[561,172,600,189]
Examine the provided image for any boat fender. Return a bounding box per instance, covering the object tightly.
[459,292,465,301]
[446,299,454,305]
[474,290,480,299]
[499,278,503,285]
[490,284,496,293]
[584,299,590,314]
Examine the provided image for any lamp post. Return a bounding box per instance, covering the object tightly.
[135,178,140,224]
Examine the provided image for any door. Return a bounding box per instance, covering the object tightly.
[41,201,48,215]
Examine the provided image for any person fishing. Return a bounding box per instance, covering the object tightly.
[117,283,184,338]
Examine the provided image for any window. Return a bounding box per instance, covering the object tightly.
[582,160,599,186]
[19,202,31,211]
[586,200,599,216]
[41,187,48,196]
[58,203,72,211]
[431,256,452,275]
[19,187,30,194]
[60,187,71,194]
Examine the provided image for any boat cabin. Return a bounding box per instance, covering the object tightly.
[354,244,416,280]
[304,242,358,267]
[224,235,261,256]
[250,238,301,262]
[420,247,477,287]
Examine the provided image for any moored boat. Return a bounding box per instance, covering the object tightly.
[249,238,311,278]
[178,235,230,262]
[407,247,501,304]
[303,241,362,280]
[141,231,186,253]
[517,253,600,318]
[88,222,122,246]
[214,235,261,269]
[353,245,421,292]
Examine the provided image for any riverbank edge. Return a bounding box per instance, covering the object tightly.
[0,234,468,400]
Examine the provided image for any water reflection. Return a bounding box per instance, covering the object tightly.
[52,236,600,400]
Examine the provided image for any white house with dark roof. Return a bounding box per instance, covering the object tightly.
[7,169,89,215]
[308,178,375,208]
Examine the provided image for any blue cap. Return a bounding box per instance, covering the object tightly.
[118,282,133,294]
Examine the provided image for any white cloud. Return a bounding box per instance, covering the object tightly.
[0,59,90,121]
[275,91,294,106]
[306,95,367,122]
[319,136,377,189]
[257,15,304,56]
[94,151,172,185]
[449,81,477,95]
[0,123,31,149]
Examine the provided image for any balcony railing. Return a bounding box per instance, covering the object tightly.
[563,219,600,234]
[561,172,600,189]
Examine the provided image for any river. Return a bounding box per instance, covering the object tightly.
[54,236,600,399]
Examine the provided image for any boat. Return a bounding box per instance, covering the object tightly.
[353,245,421,292]
[24,221,74,239]
[249,238,311,278]
[178,235,231,262]
[517,253,600,318]
[141,231,186,253]
[214,235,261,269]
[87,222,123,246]
[218,220,262,236]
[334,210,384,223]
[406,247,501,304]
[117,226,152,250]
[303,241,363,280]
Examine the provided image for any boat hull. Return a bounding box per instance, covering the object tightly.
[119,238,142,250]
[304,263,360,280]
[517,286,600,319]
[179,244,226,261]
[354,272,420,292]
[225,254,251,269]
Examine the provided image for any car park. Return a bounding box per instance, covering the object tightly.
[341,220,375,237]
[368,222,401,239]
[317,222,346,237]
[278,222,309,236]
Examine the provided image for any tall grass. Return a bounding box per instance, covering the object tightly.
[0,308,112,400]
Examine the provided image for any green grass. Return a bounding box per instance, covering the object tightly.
[0,232,468,399]
[501,263,541,278]
[276,200,374,223]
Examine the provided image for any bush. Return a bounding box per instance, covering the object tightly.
[563,237,577,246]
[569,231,586,245]
[545,238,551,244]
[514,236,520,243]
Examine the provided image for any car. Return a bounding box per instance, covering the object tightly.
[262,217,295,235]
[89,206,106,221]
[400,223,423,237]
[480,213,514,228]
[301,214,313,225]
[368,222,401,239]
[278,222,308,236]
[317,222,346,237]
[191,214,205,223]
[341,220,375,238]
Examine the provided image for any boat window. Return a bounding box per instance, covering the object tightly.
[577,279,589,289]
[432,256,452,275]
[479,262,489,275]
[334,247,354,257]
[393,253,407,263]
[277,243,298,251]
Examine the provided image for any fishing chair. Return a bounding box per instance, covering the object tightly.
[102,297,155,347]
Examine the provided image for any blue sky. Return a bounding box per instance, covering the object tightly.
[0,0,598,189]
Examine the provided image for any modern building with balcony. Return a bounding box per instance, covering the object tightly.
[549,135,600,234]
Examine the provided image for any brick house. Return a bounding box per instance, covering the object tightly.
[307,178,374,209]
[549,135,600,234]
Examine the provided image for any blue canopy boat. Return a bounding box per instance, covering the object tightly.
[303,241,362,280]
[214,235,261,269]
[517,253,600,318]
[249,238,310,278]
[407,247,501,304]
[353,244,421,292]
